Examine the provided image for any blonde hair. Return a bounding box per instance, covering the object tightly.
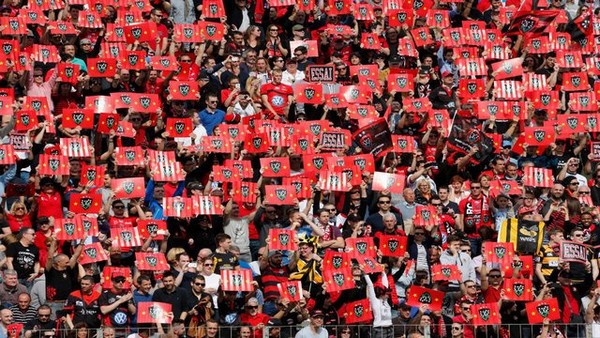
[9,202,27,215]
[166,247,186,264]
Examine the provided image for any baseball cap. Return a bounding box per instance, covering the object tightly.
[199,70,210,80]
[292,24,304,31]
[80,39,92,45]
[441,70,453,78]
[268,250,283,258]
[311,310,324,318]
[502,140,512,148]
[418,67,429,75]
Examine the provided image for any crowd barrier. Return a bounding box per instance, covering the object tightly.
[34,323,594,338]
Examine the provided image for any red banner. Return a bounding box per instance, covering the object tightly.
[406,285,444,311]
[525,298,560,324]
[268,229,297,251]
[135,252,170,271]
[503,278,533,301]
[471,303,501,325]
[221,269,254,291]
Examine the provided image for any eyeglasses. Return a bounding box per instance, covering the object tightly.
[269,29,278,32]
[204,263,213,266]
[452,327,461,331]
[461,249,471,253]
[569,163,579,166]
[431,203,441,206]
[113,205,125,209]
[337,67,346,70]
[489,275,501,278]
[294,53,303,56]
[378,201,391,204]
[414,233,425,236]
[471,186,482,189]
[38,314,51,317]
[466,285,476,289]
[275,59,284,62]
[573,234,584,237]
[570,183,579,186]
[325,208,336,212]
[194,283,205,286]
[209,101,218,104]
[462,307,471,310]
[15,207,25,211]
[580,191,590,195]
[113,279,125,283]
[34,74,43,78]
[341,330,351,334]
[246,305,258,309]
[180,59,192,63]
[130,118,142,122]
[81,43,91,46]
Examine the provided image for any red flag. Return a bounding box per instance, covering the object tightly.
[277,281,303,302]
[77,10,103,28]
[505,10,558,37]
[457,78,486,99]
[503,278,533,301]
[166,118,193,137]
[87,58,117,78]
[0,144,15,165]
[456,58,487,77]
[163,197,194,218]
[112,227,143,248]
[15,110,38,132]
[201,136,233,154]
[59,137,92,158]
[483,242,515,265]
[62,109,94,129]
[294,83,324,104]
[442,28,467,47]
[202,0,226,18]
[411,28,434,47]
[213,165,240,183]
[244,133,270,153]
[169,81,199,101]
[360,33,382,50]
[529,90,559,111]
[96,113,120,134]
[223,124,247,142]
[556,50,583,68]
[372,172,405,193]
[173,24,202,43]
[524,126,554,146]
[406,285,444,311]
[378,235,407,257]
[426,9,450,28]
[150,56,178,72]
[38,154,70,176]
[135,252,170,271]
[413,205,440,228]
[221,269,254,291]
[54,218,86,241]
[152,162,186,182]
[264,185,296,205]
[32,44,60,63]
[343,299,373,324]
[526,298,560,324]
[137,220,167,240]
[231,181,258,204]
[323,268,355,292]
[327,0,351,15]
[323,251,350,270]
[116,121,136,139]
[7,324,23,338]
[57,63,80,85]
[197,21,226,41]
[489,180,521,196]
[78,216,99,237]
[85,96,115,114]
[112,177,145,199]
[494,80,523,100]
[317,170,351,192]
[79,243,109,265]
[491,58,524,80]
[388,73,415,93]
[522,73,548,91]
[431,264,462,281]
[345,237,376,260]
[0,97,13,116]
[349,154,375,173]
[471,303,501,325]
[124,21,157,43]
[268,229,297,251]
[70,193,102,214]
[119,50,146,70]
[522,166,554,188]
[0,17,26,36]
[562,72,588,92]
[557,114,585,133]
[282,177,312,200]
[115,146,145,166]
[192,195,224,215]
[260,157,291,178]
[569,92,598,112]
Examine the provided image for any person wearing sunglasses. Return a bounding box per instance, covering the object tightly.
[24,305,56,338]
[457,181,492,256]
[365,194,404,235]
[182,275,214,329]
[98,274,136,332]
[240,298,270,338]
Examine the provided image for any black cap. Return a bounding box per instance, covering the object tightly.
[199,70,209,80]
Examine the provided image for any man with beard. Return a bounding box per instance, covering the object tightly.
[152,272,188,320]
[261,251,290,316]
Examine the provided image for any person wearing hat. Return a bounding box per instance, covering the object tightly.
[428,69,459,115]
[294,310,327,338]
[98,274,136,332]
[282,58,304,86]
[261,250,291,316]
[76,38,99,63]
[240,297,270,338]
[414,66,440,98]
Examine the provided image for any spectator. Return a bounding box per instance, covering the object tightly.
[24,305,56,338]
[240,297,270,338]
[8,293,36,325]
[98,274,136,333]
[64,275,101,329]
[0,270,27,308]
[294,310,327,338]
[151,272,188,321]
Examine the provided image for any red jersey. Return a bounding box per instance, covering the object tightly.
[459,194,492,238]
[37,191,63,219]
[260,82,293,116]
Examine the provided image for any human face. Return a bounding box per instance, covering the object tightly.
[153,186,165,200]
[378,197,391,211]
[294,50,306,61]
[451,324,463,337]
[113,203,125,215]
[178,254,190,268]
[488,272,502,285]
[403,189,416,203]
[581,214,593,226]
[5,274,18,287]
[17,294,30,310]
[318,211,329,225]
[103,329,115,338]
[192,278,205,293]
[64,45,76,57]
[448,241,461,254]
[163,276,175,291]
[246,302,259,314]
[206,323,218,338]
[220,238,232,251]
[311,315,324,328]
[272,71,282,84]
[384,217,396,230]
[494,160,505,173]
[551,185,564,199]
[240,327,251,338]
[465,282,477,295]
[0,310,12,325]
[572,231,585,243]
[32,71,43,83]
[203,260,214,272]
[38,309,51,322]
[265,207,277,219]
[77,328,88,338]
[23,229,35,244]
[470,184,482,197]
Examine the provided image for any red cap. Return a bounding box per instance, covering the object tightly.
[224,113,240,124]
[441,70,453,78]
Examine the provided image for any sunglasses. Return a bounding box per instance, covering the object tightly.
[113,279,126,283]
[194,283,205,286]
[379,201,391,204]
[489,275,501,278]
[246,305,258,309]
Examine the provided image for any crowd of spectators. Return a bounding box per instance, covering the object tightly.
[0,0,597,338]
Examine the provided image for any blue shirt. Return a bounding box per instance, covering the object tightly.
[199,109,225,135]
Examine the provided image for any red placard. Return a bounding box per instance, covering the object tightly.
[525,298,561,324]
[342,299,373,324]
[406,285,444,311]
[38,154,70,176]
[522,167,554,188]
[503,278,533,301]
[112,177,145,199]
[137,220,167,240]
[378,235,407,257]
[267,229,297,251]
[323,268,355,292]
[277,281,303,302]
[137,302,173,324]
[260,157,291,178]
[221,269,253,291]
[135,252,170,271]
[591,142,600,161]
[371,172,405,193]
[471,303,501,325]
[54,218,86,241]
[163,197,194,218]
[112,227,143,248]
[431,264,462,281]
[79,243,109,265]
[559,240,588,263]
[0,145,15,165]
[483,242,515,265]
[70,193,102,214]
[264,185,296,205]
[345,237,376,260]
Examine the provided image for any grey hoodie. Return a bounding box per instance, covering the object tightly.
[440,250,476,288]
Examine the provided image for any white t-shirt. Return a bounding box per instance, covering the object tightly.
[295,326,328,338]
